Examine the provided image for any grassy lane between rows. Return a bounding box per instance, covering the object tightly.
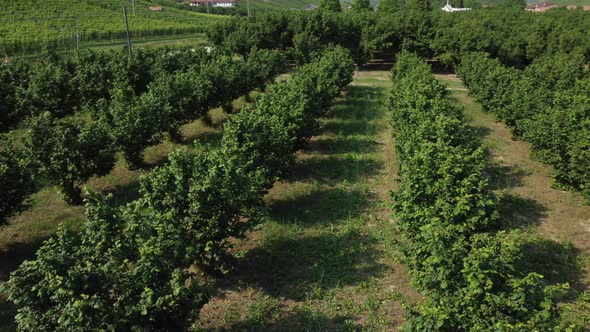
[195,70,419,331]
[436,73,590,327]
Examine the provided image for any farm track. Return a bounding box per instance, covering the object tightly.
[195,70,418,331]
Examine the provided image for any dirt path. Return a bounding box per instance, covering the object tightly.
[436,74,590,291]
[195,71,418,331]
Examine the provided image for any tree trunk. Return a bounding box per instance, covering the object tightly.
[61,181,83,205]
[222,103,233,114]
[124,149,144,170]
[168,127,184,143]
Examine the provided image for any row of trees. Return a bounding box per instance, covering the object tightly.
[207,8,590,69]
[0,47,285,222]
[206,9,437,65]
[2,47,355,331]
[208,9,590,200]
[458,52,590,201]
[389,52,574,330]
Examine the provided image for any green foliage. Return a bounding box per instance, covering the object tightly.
[406,0,432,11]
[137,145,265,275]
[71,50,117,108]
[148,68,213,140]
[245,48,286,91]
[1,193,210,331]
[4,47,355,330]
[208,11,364,63]
[220,106,297,195]
[389,51,571,330]
[458,52,590,202]
[352,0,373,11]
[378,0,404,13]
[320,0,343,12]
[0,60,30,132]
[16,53,79,119]
[499,0,526,9]
[0,135,35,224]
[25,113,116,204]
[292,31,323,65]
[0,0,226,54]
[103,85,168,169]
[408,232,570,331]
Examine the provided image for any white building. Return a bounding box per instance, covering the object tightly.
[190,0,238,8]
[442,0,471,12]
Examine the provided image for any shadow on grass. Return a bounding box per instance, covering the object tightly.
[497,194,546,230]
[322,85,386,137]
[331,100,382,121]
[488,162,530,190]
[182,130,223,147]
[323,120,384,137]
[102,180,142,208]
[214,308,359,332]
[0,238,48,281]
[0,295,17,332]
[222,231,386,301]
[469,125,492,140]
[290,156,383,185]
[307,137,382,156]
[520,235,588,294]
[269,187,374,225]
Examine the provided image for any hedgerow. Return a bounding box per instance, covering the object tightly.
[389,51,573,331]
[458,52,590,201]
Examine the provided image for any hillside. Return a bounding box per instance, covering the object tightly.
[0,0,226,54]
[235,0,380,11]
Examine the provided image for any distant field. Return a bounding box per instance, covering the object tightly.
[0,0,226,54]
[236,0,379,11]
[235,0,319,11]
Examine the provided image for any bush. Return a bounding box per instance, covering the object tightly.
[2,194,210,331]
[0,134,35,224]
[25,113,116,204]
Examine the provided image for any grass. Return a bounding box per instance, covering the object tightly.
[436,73,590,328]
[194,71,419,330]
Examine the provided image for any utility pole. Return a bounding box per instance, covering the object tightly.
[76,27,80,50]
[123,6,133,59]
[75,19,80,50]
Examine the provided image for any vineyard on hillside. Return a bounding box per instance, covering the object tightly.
[0,0,225,54]
[2,1,590,330]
